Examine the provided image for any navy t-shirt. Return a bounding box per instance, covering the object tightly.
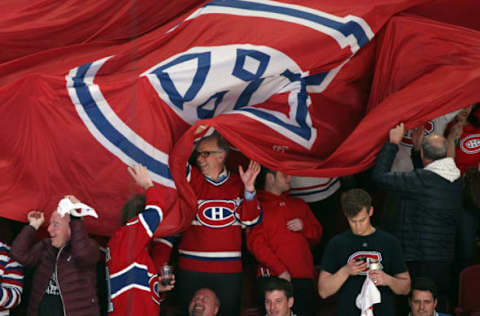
[321,229,407,316]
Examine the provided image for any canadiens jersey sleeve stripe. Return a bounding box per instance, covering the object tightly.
[139,205,163,237]
[186,163,192,182]
[110,263,151,299]
[153,236,176,248]
[178,250,241,261]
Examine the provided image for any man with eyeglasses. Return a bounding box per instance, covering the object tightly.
[163,133,262,316]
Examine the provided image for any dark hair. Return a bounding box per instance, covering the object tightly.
[262,276,293,299]
[409,277,438,300]
[255,166,276,190]
[466,103,480,128]
[121,194,146,225]
[422,134,447,161]
[340,189,372,217]
[464,167,480,209]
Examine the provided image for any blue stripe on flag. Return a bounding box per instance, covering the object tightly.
[72,63,173,181]
[240,70,311,140]
[305,72,328,86]
[206,0,370,48]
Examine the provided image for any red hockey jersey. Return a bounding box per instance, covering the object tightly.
[106,187,166,316]
[174,167,262,273]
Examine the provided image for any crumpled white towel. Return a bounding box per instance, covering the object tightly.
[57,197,98,218]
[355,274,381,316]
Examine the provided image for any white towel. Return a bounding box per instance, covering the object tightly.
[355,275,381,316]
[57,197,98,218]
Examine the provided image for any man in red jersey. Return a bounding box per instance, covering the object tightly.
[165,133,262,316]
[107,165,175,316]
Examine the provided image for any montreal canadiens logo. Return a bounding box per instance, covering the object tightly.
[348,251,382,275]
[149,275,161,304]
[196,200,237,228]
[401,121,434,147]
[460,134,480,154]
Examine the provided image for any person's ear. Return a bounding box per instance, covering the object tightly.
[368,206,374,217]
[433,298,437,309]
[288,297,294,309]
[214,305,219,315]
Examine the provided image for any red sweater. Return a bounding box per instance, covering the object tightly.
[247,191,322,279]
[177,168,261,273]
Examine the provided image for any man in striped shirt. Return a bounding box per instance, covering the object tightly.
[0,241,23,315]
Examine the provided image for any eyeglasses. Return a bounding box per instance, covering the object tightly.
[195,150,224,158]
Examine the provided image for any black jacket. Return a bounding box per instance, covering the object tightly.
[372,142,462,262]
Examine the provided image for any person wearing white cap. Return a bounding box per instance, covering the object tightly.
[10,195,100,316]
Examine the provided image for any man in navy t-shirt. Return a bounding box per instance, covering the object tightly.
[318,189,411,316]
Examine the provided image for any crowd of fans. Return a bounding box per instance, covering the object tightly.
[1,103,479,316]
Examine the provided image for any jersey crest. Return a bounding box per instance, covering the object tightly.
[149,275,161,305]
[460,134,480,154]
[400,121,434,147]
[196,199,238,228]
[348,251,383,275]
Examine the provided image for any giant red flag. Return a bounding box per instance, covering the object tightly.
[2,0,480,236]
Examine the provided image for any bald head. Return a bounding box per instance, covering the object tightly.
[422,134,447,162]
[188,288,219,316]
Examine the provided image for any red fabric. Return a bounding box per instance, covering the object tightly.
[407,0,480,31]
[247,191,322,279]
[0,0,207,63]
[1,1,480,236]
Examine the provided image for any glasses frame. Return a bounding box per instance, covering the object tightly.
[195,150,225,158]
